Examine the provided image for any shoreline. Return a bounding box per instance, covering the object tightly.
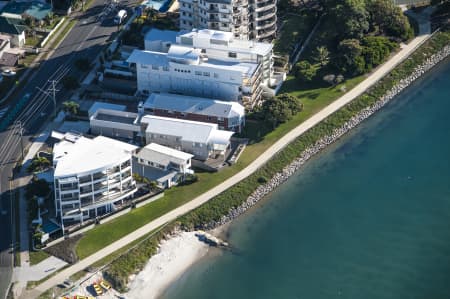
[122,45,450,299]
[125,231,209,299]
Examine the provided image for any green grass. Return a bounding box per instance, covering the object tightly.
[273,12,318,56]
[29,250,50,265]
[75,74,364,259]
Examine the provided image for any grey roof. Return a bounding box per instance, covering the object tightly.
[135,143,193,167]
[0,51,18,67]
[142,115,217,144]
[144,93,245,119]
[126,49,169,67]
[145,28,179,43]
[0,17,26,35]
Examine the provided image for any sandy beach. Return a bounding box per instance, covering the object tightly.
[126,231,210,299]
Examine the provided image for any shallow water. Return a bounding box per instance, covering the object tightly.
[163,60,450,299]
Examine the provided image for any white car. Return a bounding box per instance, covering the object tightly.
[2,69,16,77]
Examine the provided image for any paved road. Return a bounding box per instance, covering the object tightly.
[32,32,432,297]
[0,0,139,297]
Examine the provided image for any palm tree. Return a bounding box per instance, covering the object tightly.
[315,46,330,67]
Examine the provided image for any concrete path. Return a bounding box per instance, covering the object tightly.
[13,256,67,283]
[30,31,433,298]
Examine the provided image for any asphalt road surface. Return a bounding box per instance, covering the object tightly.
[0,0,140,297]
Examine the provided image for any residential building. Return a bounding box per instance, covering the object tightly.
[90,108,141,140]
[176,29,274,85]
[178,0,277,41]
[127,43,263,108]
[0,17,25,47]
[88,102,126,118]
[141,115,234,160]
[142,92,245,132]
[133,143,194,188]
[52,132,138,231]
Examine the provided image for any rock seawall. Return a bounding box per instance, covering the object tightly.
[204,44,450,230]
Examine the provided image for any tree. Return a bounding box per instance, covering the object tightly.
[261,94,303,129]
[361,36,397,71]
[336,39,365,75]
[27,156,50,173]
[329,0,370,39]
[367,0,413,40]
[295,60,317,82]
[62,101,80,115]
[315,46,330,67]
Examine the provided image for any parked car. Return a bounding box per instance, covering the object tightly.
[2,69,16,77]
[114,9,127,24]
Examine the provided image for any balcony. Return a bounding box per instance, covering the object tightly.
[255,0,276,12]
[257,26,276,40]
[256,8,276,21]
[255,19,276,30]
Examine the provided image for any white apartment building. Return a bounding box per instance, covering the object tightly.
[133,143,194,188]
[176,29,273,85]
[52,132,138,231]
[141,115,234,161]
[127,44,263,108]
[178,0,277,41]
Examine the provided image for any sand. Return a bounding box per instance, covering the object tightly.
[126,231,209,299]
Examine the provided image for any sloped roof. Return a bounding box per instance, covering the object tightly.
[0,17,26,35]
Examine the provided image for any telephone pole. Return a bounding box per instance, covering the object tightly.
[36,80,59,118]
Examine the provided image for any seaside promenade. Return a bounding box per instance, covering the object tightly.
[29,32,432,298]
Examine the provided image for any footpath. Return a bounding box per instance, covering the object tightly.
[28,27,434,299]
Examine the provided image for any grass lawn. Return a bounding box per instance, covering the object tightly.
[273,12,318,56]
[75,73,364,259]
[29,250,50,266]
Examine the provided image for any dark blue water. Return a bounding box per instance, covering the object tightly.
[163,60,450,299]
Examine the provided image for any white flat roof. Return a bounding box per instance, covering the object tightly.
[127,49,169,67]
[180,29,273,56]
[142,115,234,144]
[136,142,193,166]
[88,102,126,117]
[53,135,138,178]
[144,93,245,119]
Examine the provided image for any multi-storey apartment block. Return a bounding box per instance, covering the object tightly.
[178,0,277,41]
[52,133,138,231]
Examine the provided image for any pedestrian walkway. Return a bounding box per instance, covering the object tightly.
[29,28,434,298]
[13,256,67,283]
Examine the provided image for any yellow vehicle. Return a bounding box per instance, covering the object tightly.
[100,279,111,291]
[93,283,103,296]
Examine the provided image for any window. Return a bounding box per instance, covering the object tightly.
[218,117,224,121]
[152,65,159,70]
[214,73,219,78]
[201,49,206,53]
[141,64,148,69]
[203,72,210,77]
[195,71,202,76]
[228,52,237,58]
[163,66,169,71]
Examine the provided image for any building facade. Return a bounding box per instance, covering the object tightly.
[141,115,234,160]
[52,133,138,231]
[127,44,263,108]
[142,92,245,132]
[133,143,194,188]
[90,108,141,140]
[178,0,277,41]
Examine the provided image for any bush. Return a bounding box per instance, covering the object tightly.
[295,60,317,82]
[257,176,268,184]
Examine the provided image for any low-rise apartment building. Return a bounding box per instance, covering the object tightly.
[52,132,138,231]
[141,115,234,160]
[133,143,194,188]
[127,44,262,108]
[90,108,141,140]
[142,92,245,132]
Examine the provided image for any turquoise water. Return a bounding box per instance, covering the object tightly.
[163,60,450,299]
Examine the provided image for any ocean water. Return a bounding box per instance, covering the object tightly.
[163,60,450,299]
